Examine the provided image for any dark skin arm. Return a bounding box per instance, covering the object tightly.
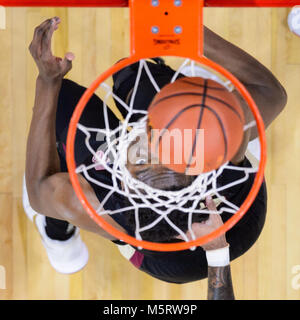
[26,17,126,239]
[203,198,234,300]
[204,26,287,164]
[207,265,234,300]
[181,197,235,300]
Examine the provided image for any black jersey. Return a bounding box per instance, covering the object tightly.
[55,61,267,283]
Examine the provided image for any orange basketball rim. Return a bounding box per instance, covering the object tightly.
[66,0,267,251]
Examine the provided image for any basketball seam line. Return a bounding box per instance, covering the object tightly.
[179,79,227,91]
[186,80,208,172]
[150,92,243,122]
[155,104,205,152]
[204,105,228,165]
[154,103,229,172]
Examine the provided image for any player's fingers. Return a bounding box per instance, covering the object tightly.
[33,18,52,41]
[205,195,217,211]
[204,197,224,228]
[206,213,224,230]
[31,19,52,57]
[60,52,75,74]
[41,17,60,57]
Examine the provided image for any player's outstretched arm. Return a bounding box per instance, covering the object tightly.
[26,17,125,240]
[203,25,287,163]
[203,25,287,136]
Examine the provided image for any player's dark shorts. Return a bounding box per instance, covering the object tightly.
[55,60,267,284]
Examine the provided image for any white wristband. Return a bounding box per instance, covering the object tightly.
[205,246,230,267]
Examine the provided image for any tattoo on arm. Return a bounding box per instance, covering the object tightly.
[207,265,235,300]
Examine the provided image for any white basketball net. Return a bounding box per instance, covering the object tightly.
[74,58,258,245]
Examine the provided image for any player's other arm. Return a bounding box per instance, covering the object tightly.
[204,198,235,300]
[207,265,234,300]
[203,26,287,138]
[183,197,235,300]
[26,17,124,240]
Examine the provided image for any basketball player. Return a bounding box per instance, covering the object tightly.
[24,17,287,300]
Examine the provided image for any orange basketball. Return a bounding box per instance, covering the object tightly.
[147,77,245,175]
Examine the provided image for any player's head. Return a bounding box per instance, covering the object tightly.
[126,130,194,188]
[125,134,209,242]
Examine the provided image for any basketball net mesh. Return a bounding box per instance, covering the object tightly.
[74,58,258,246]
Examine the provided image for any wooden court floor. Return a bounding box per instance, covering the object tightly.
[0,6,300,300]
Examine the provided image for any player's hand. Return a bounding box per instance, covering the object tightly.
[182,196,229,251]
[29,17,74,83]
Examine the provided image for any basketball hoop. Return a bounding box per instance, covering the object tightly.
[65,0,267,251]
